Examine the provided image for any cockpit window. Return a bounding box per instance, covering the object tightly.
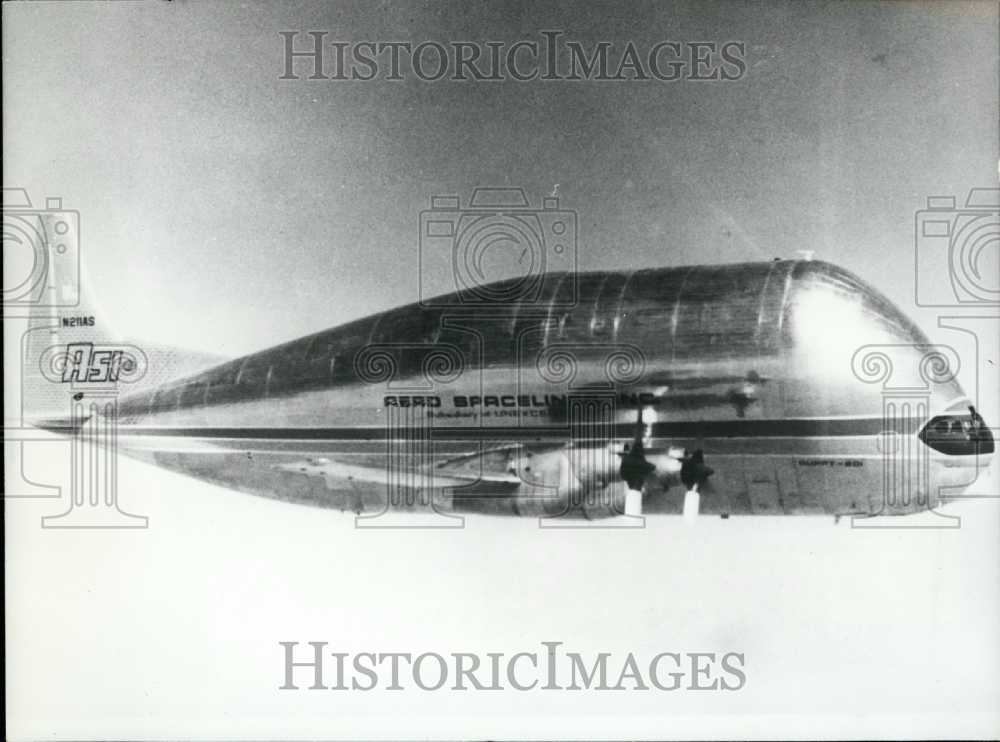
[920,408,994,456]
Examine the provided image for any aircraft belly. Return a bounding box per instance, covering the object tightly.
[112,426,896,517]
[143,448,397,512]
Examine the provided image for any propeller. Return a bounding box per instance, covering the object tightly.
[618,405,656,491]
[616,405,715,520]
[680,448,714,523]
[680,449,714,491]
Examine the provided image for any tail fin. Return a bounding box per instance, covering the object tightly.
[3,187,226,427]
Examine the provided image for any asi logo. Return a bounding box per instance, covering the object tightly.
[62,343,128,383]
[55,342,146,385]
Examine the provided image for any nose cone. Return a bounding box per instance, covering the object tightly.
[918,407,995,508]
[920,407,995,457]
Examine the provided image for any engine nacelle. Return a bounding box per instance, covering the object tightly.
[455,445,623,518]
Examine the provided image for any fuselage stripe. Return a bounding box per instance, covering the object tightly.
[84,416,912,440]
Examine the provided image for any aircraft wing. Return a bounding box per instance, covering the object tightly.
[271,450,525,490]
[269,415,716,518]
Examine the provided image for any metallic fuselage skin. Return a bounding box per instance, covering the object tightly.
[110,260,987,517]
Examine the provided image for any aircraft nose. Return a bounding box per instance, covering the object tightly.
[919,407,995,457]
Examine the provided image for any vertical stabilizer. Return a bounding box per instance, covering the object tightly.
[3,187,226,427]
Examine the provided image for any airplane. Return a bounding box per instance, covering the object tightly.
[16,251,995,521]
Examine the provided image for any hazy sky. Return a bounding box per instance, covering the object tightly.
[4,1,998,359]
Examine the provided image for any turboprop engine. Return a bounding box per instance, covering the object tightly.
[499,407,714,519]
